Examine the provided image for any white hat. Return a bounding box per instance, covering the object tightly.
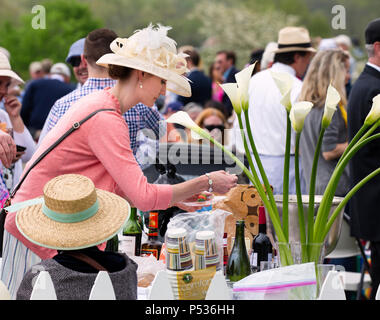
[273,27,317,54]
[0,52,24,84]
[96,23,191,97]
[335,34,352,48]
[50,62,71,78]
[29,61,43,73]
[0,47,10,60]
[318,38,338,51]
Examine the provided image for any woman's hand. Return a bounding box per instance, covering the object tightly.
[0,130,16,168]
[4,95,25,133]
[207,170,238,194]
[4,95,21,119]
[170,171,238,208]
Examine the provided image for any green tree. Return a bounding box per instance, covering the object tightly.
[0,0,103,81]
[192,1,300,70]
[81,0,203,47]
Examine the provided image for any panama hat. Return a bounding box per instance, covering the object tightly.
[0,52,24,84]
[273,27,317,54]
[14,174,130,250]
[96,23,191,97]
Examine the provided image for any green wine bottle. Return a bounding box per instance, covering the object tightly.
[120,207,142,256]
[226,220,251,282]
[105,234,119,252]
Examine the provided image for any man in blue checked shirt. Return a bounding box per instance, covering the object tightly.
[39,29,164,164]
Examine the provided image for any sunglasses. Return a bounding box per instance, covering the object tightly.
[204,125,225,132]
[70,56,82,67]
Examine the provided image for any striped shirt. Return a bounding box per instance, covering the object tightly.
[39,78,164,156]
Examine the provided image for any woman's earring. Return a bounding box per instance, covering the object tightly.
[139,82,143,89]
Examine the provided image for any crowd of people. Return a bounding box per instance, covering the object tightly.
[0,16,378,300]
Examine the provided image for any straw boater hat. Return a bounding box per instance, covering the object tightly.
[15,174,130,250]
[273,26,317,54]
[96,23,191,97]
[0,52,24,84]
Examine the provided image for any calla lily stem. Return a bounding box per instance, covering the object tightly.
[295,132,307,262]
[307,127,325,248]
[321,167,380,241]
[282,112,291,242]
[312,132,380,261]
[243,110,279,220]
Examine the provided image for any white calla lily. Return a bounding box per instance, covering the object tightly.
[235,62,256,111]
[280,89,292,112]
[364,94,380,125]
[271,71,294,112]
[289,101,314,133]
[271,71,294,96]
[166,111,205,140]
[219,82,241,114]
[322,83,341,129]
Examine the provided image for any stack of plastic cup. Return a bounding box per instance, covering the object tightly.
[165,228,193,299]
[194,230,219,271]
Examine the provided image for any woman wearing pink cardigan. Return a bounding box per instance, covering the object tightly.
[1,25,238,297]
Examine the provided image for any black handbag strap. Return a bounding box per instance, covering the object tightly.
[64,251,109,272]
[10,108,115,198]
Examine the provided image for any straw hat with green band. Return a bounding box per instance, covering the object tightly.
[96,23,192,98]
[13,174,130,250]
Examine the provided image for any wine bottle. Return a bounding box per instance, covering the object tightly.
[226,220,251,282]
[223,232,228,275]
[120,207,142,256]
[141,212,162,259]
[250,206,273,272]
[105,234,119,252]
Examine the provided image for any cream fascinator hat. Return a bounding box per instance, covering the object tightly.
[13,174,130,250]
[0,52,24,85]
[96,23,191,97]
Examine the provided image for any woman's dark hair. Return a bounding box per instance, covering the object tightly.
[249,49,264,65]
[204,100,228,119]
[108,64,133,81]
[273,51,309,65]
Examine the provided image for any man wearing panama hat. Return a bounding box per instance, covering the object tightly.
[233,26,315,195]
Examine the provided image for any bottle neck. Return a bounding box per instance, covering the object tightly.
[258,206,267,234]
[234,221,246,247]
[129,207,137,220]
[148,229,159,241]
[147,212,159,241]
[259,223,267,234]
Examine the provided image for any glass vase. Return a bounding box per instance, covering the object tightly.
[276,241,332,299]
